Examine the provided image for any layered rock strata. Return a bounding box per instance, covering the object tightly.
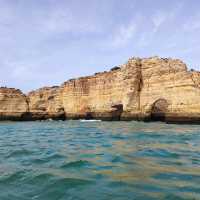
[27,86,65,120]
[62,58,141,120]
[1,56,200,123]
[0,87,28,120]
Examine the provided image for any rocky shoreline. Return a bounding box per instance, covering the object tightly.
[1,56,200,123]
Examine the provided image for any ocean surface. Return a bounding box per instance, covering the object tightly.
[0,121,200,200]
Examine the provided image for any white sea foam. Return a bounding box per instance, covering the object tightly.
[80,119,102,122]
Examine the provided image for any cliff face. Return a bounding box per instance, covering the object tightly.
[61,58,141,120]
[61,57,200,122]
[0,87,28,120]
[27,86,65,120]
[138,57,200,122]
[1,56,200,123]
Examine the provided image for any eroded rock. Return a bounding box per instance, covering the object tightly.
[1,56,200,123]
[27,86,65,120]
[0,87,29,120]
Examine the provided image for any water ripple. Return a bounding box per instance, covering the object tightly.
[0,121,200,200]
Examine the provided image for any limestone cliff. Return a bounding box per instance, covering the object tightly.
[61,58,141,120]
[1,56,200,123]
[0,87,28,120]
[27,86,64,120]
[61,56,200,122]
[138,57,200,122]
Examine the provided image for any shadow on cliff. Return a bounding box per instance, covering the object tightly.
[83,104,124,121]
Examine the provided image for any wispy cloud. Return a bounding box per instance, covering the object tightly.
[109,22,137,48]
[35,5,101,35]
[152,11,167,33]
[151,2,183,33]
[183,14,200,32]
[104,14,143,49]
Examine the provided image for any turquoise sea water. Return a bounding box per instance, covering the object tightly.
[0,121,200,200]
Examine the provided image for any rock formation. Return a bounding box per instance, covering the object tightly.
[62,58,141,120]
[27,86,65,120]
[1,56,200,123]
[0,87,28,120]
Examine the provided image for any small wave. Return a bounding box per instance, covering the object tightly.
[153,172,200,183]
[136,148,180,159]
[6,149,33,158]
[98,165,113,170]
[30,177,93,199]
[52,177,92,187]
[108,181,131,187]
[0,171,26,184]
[164,194,195,200]
[61,160,91,169]
[26,173,55,185]
[32,154,65,164]
[111,155,124,163]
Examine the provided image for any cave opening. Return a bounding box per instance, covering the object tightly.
[85,112,93,120]
[151,99,169,122]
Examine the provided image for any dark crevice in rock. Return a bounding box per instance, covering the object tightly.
[111,104,123,120]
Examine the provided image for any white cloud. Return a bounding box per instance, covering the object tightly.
[152,11,166,33]
[152,3,183,33]
[36,6,100,35]
[107,20,137,49]
[0,0,101,40]
[112,24,136,48]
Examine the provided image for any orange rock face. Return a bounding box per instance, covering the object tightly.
[0,87,28,120]
[138,57,200,122]
[1,56,200,123]
[27,86,64,120]
[56,56,200,122]
[61,58,141,120]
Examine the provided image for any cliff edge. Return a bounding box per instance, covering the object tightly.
[1,56,200,123]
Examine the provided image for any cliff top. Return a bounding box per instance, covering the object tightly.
[28,86,60,96]
[0,87,23,94]
[61,56,188,86]
[1,56,190,94]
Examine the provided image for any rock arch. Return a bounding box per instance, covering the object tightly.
[151,98,169,121]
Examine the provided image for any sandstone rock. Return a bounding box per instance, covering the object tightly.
[61,58,141,120]
[0,87,28,120]
[139,57,200,122]
[27,86,65,120]
[61,56,200,122]
[1,56,200,123]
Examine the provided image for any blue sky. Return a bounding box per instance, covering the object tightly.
[0,0,200,92]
